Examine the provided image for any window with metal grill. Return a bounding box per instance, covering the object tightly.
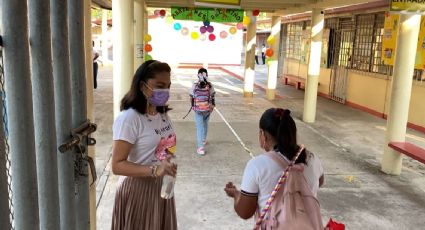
[285,21,304,60]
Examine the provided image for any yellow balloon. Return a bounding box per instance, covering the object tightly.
[191,31,199,40]
[243,16,251,26]
[229,27,237,35]
[165,16,174,24]
[267,35,275,45]
[144,34,152,42]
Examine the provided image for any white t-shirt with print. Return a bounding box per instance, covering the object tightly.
[240,150,324,212]
[112,108,176,167]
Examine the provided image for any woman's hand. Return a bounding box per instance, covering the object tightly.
[224,182,238,198]
[157,155,177,177]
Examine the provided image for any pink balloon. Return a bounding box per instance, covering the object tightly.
[208,34,216,41]
[154,10,160,16]
[236,22,244,30]
[220,31,228,39]
[200,26,207,34]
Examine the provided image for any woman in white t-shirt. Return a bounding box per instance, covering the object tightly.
[224,108,324,220]
[111,60,178,230]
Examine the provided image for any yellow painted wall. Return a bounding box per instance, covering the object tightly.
[346,72,389,114]
[409,84,425,127]
[282,58,425,129]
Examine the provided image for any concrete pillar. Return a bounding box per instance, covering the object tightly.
[134,0,145,71]
[243,11,257,98]
[28,0,61,228]
[1,1,40,229]
[381,14,421,175]
[303,9,324,123]
[266,16,281,100]
[102,10,109,64]
[113,0,134,117]
[83,1,97,229]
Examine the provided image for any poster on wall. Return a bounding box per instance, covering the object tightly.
[390,0,425,13]
[171,7,243,23]
[382,13,399,66]
[321,29,330,68]
[300,30,310,64]
[415,16,425,70]
[382,12,425,69]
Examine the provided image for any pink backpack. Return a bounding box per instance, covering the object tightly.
[254,147,324,230]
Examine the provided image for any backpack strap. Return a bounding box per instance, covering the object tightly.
[254,145,305,230]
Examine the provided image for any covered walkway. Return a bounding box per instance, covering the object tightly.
[95,65,425,229]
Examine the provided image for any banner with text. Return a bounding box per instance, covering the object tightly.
[171,7,244,23]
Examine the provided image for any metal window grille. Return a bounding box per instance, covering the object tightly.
[352,14,375,72]
[285,21,304,60]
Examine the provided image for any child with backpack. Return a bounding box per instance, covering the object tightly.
[224,108,325,229]
[190,68,215,155]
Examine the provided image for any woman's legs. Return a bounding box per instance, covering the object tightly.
[203,113,210,143]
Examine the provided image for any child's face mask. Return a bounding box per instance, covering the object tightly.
[198,72,208,82]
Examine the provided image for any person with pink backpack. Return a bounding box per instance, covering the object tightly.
[224,108,325,229]
[190,68,216,155]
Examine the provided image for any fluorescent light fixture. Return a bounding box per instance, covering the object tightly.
[194,1,241,9]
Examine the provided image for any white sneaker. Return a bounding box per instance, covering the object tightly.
[197,147,205,155]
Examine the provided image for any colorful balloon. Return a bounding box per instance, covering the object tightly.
[181,27,189,36]
[229,27,237,35]
[203,21,210,27]
[165,16,174,24]
[200,26,207,34]
[159,9,166,17]
[236,22,244,30]
[173,23,182,30]
[154,10,160,16]
[265,48,274,57]
[267,35,275,45]
[144,44,152,52]
[207,25,214,33]
[208,34,216,41]
[200,34,207,41]
[145,54,152,61]
[144,34,152,42]
[243,16,251,26]
[253,10,260,16]
[191,32,200,40]
[220,31,228,39]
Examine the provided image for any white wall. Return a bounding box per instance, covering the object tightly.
[148,18,243,65]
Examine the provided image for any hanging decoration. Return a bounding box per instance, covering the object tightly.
[265,48,274,57]
[144,34,152,42]
[243,16,251,26]
[154,10,160,16]
[253,9,260,16]
[171,7,243,23]
[236,22,244,30]
[200,26,207,34]
[220,31,228,39]
[203,20,211,27]
[181,27,189,35]
[191,31,200,40]
[266,35,275,45]
[229,27,237,35]
[160,9,166,17]
[200,33,207,41]
[144,44,152,52]
[208,33,216,41]
[145,54,153,61]
[173,22,182,30]
[165,16,174,24]
[206,25,214,33]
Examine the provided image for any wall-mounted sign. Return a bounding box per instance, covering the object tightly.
[390,0,425,14]
[171,7,243,23]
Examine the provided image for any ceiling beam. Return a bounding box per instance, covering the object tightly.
[274,0,386,15]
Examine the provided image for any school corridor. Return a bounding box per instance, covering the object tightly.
[94,65,425,230]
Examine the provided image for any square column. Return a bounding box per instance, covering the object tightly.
[243,11,257,98]
[266,16,281,100]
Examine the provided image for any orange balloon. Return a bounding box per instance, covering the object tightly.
[265,48,274,57]
[144,44,152,52]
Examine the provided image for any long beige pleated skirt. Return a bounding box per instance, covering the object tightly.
[111,176,177,230]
